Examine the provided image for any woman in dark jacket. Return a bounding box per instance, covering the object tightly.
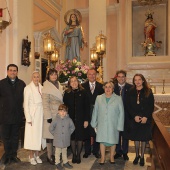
[63,76,90,164]
[126,74,154,167]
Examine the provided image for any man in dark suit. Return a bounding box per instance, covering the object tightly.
[82,68,104,158]
[114,70,132,161]
[0,64,26,165]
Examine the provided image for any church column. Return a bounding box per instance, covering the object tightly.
[89,0,107,81]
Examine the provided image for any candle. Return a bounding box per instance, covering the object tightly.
[0,8,3,17]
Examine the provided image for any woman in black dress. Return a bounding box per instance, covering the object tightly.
[126,74,154,166]
[63,76,90,164]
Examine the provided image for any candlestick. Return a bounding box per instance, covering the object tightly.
[0,8,3,17]
[162,79,165,94]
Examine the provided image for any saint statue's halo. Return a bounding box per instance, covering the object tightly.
[64,9,82,25]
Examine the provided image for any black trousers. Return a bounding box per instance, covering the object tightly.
[84,134,99,155]
[84,104,100,155]
[1,124,21,158]
[115,131,129,155]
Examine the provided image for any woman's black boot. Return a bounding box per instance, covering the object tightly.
[72,154,77,164]
[133,155,140,165]
[76,154,81,164]
[47,155,55,165]
[140,157,145,166]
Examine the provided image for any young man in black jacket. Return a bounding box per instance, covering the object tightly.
[0,64,26,165]
[114,70,132,161]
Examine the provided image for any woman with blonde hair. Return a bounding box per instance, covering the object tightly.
[24,71,43,165]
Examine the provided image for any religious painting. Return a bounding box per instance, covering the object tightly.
[132,0,168,57]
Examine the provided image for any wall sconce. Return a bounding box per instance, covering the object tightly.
[0,0,12,33]
[51,48,59,68]
[43,31,55,73]
[21,36,31,66]
[95,31,107,82]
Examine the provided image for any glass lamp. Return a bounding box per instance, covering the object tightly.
[96,32,107,56]
[90,46,98,62]
[51,49,59,68]
[95,32,107,82]
[43,32,55,73]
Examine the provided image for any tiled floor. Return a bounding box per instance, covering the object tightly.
[0,141,151,170]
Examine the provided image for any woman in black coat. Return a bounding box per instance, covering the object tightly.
[63,76,90,164]
[126,74,154,167]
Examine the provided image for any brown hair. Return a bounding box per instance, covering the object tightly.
[46,69,58,81]
[66,76,84,93]
[68,14,79,26]
[116,70,127,77]
[132,73,151,97]
[58,104,68,112]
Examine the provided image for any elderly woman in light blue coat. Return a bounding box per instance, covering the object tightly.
[91,81,124,165]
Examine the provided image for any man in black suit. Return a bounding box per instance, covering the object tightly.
[114,70,132,161]
[0,64,26,165]
[82,68,104,158]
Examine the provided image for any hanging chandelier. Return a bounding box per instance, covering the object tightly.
[0,0,12,33]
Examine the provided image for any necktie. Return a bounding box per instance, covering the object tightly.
[91,83,95,94]
[119,86,123,96]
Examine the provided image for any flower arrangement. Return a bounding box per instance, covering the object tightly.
[56,58,90,83]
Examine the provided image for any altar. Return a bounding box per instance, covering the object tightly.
[149,93,170,170]
[153,93,170,126]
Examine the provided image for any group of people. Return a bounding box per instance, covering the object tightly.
[0,64,154,169]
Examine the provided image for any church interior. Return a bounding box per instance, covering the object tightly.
[0,0,170,170]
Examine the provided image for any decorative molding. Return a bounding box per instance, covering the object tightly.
[107,4,119,15]
[34,0,60,20]
[78,8,89,17]
[127,61,170,69]
[77,4,119,17]
[42,0,62,13]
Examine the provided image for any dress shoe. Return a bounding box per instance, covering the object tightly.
[139,157,145,166]
[4,158,11,165]
[93,153,101,158]
[99,162,104,165]
[83,153,90,158]
[11,156,21,163]
[123,154,129,160]
[133,155,140,165]
[114,153,122,159]
[109,161,116,164]
[72,155,77,164]
[47,156,55,165]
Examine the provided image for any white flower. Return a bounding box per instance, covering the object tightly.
[75,68,79,72]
